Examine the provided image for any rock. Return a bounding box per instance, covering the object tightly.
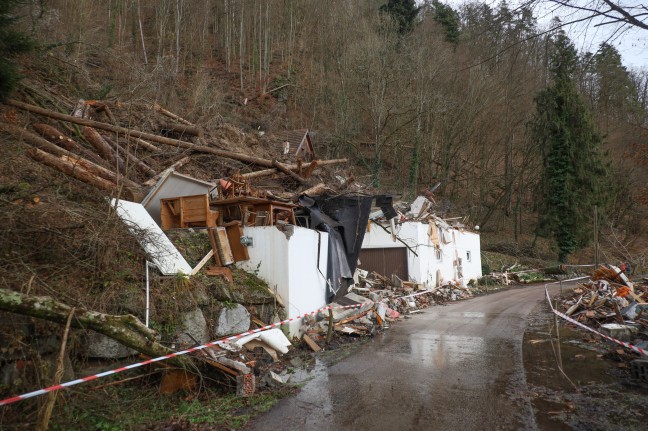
[175,308,210,347]
[600,323,639,342]
[263,370,285,387]
[214,304,250,337]
[86,333,136,359]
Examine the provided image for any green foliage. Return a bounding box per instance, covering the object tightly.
[0,0,34,100]
[590,43,641,120]
[380,0,420,35]
[530,31,610,263]
[429,0,460,43]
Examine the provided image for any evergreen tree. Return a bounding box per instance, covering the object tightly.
[530,31,609,263]
[0,0,33,100]
[429,0,460,43]
[380,0,420,35]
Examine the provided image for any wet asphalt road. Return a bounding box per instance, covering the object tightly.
[245,284,566,431]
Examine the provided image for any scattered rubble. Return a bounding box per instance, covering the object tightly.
[555,265,648,364]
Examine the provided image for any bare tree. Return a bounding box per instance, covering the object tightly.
[539,1,648,31]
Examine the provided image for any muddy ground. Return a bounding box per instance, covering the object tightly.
[523,300,648,431]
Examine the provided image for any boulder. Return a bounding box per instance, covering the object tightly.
[214,304,250,337]
[175,308,210,348]
[86,332,136,359]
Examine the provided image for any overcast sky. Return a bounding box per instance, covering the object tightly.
[445,0,648,70]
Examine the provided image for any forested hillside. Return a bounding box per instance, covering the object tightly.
[4,0,648,264]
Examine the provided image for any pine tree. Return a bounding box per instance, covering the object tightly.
[429,0,460,43]
[0,0,34,100]
[530,31,609,263]
[380,0,420,35]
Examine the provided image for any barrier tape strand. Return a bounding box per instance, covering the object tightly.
[545,287,647,357]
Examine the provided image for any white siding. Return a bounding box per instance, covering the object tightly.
[361,221,482,287]
[237,226,328,336]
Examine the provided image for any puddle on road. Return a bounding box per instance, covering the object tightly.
[523,302,648,430]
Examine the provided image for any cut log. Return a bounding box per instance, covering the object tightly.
[0,288,190,367]
[153,103,193,126]
[32,123,84,153]
[132,137,161,153]
[102,134,156,176]
[0,123,141,191]
[242,159,347,179]
[28,123,105,165]
[82,126,126,172]
[160,121,203,138]
[6,100,288,169]
[27,148,119,192]
[60,155,142,191]
[272,159,307,184]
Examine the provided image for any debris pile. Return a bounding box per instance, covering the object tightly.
[298,269,476,351]
[557,265,648,353]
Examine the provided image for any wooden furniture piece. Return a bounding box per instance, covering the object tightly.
[210,196,297,226]
[160,194,219,230]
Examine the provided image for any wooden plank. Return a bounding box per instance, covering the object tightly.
[225,221,249,262]
[302,334,322,352]
[207,228,223,267]
[191,250,215,276]
[215,227,234,265]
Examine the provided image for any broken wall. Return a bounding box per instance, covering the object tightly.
[361,221,482,287]
[237,226,329,336]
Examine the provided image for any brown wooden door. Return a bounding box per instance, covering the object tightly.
[358,248,408,281]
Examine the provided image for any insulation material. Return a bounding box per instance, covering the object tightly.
[112,199,192,275]
[428,223,440,246]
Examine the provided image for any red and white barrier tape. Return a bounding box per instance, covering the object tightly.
[0,284,464,407]
[545,287,647,357]
[0,302,372,407]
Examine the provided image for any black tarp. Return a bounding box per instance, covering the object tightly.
[300,194,391,302]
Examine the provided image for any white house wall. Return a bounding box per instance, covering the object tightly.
[361,221,482,287]
[237,226,328,335]
[453,230,482,281]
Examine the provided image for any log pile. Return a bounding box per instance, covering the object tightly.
[0,98,348,199]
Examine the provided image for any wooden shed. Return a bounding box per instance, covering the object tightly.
[271,129,315,161]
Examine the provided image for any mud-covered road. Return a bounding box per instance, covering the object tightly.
[245,284,570,431]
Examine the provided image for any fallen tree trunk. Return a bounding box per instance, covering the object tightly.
[0,123,142,191]
[0,288,190,368]
[291,183,330,202]
[102,134,156,176]
[272,159,307,184]
[32,123,84,153]
[82,126,126,173]
[153,103,193,126]
[28,148,117,190]
[131,137,161,153]
[160,121,203,138]
[31,123,105,165]
[242,158,347,179]
[6,100,280,169]
[60,155,143,192]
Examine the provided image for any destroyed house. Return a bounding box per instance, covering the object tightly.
[270,129,315,161]
[360,199,482,287]
[115,169,383,336]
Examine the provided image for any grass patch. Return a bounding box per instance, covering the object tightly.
[46,378,296,431]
